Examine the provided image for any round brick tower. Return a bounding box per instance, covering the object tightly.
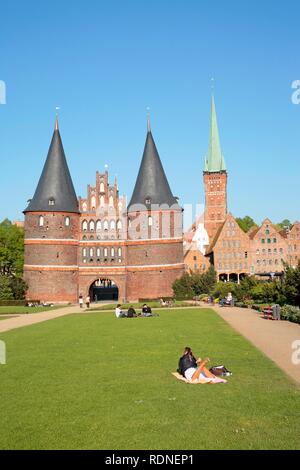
[126,118,184,301]
[23,118,80,303]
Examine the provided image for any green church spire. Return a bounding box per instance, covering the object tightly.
[204,95,226,172]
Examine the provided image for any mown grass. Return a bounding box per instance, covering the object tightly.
[89,300,191,311]
[0,305,67,315]
[0,308,299,450]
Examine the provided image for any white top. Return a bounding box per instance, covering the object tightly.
[115,307,123,318]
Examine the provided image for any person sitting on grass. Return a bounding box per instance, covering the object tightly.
[115,304,126,318]
[127,306,137,318]
[141,304,152,316]
[178,347,227,384]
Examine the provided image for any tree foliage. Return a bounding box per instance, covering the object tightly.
[0,219,24,277]
[236,216,257,233]
[173,266,217,300]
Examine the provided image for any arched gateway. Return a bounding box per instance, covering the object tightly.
[89,278,119,302]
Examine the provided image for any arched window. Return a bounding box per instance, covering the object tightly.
[111,248,115,257]
[103,220,108,231]
[89,248,94,257]
[118,247,122,257]
[91,196,96,210]
[109,195,114,207]
[110,220,116,230]
[39,216,44,227]
[96,220,101,231]
[89,220,95,231]
[82,202,87,212]
[83,248,87,257]
[65,216,70,227]
[82,220,88,231]
[100,182,105,193]
[104,248,108,257]
[117,220,122,230]
[96,248,101,257]
[100,196,105,207]
[148,216,153,227]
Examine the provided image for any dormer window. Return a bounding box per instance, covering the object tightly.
[145,197,151,205]
[49,198,55,206]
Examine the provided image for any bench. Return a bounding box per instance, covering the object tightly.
[262,307,274,320]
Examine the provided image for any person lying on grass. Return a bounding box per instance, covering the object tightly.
[177,347,227,384]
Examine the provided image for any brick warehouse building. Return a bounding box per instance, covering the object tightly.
[184,96,300,280]
[23,117,184,303]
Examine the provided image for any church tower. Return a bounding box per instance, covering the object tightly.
[23,118,80,303]
[203,96,228,241]
[126,117,184,300]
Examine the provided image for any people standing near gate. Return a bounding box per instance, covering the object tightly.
[85,295,90,309]
[79,294,84,308]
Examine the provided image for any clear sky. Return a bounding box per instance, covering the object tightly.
[0,0,299,225]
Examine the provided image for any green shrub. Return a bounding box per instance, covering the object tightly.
[280,305,300,324]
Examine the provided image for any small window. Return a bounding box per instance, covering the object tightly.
[267,239,271,244]
[110,220,116,230]
[118,248,122,257]
[273,238,277,243]
[104,248,108,257]
[245,252,248,259]
[65,216,70,227]
[100,182,105,193]
[145,197,151,205]
[96,248,101,257]
[148,216,153,227]
[111,248,115,257]
[90,220,95,231]
[193,256,197,261]
[82,220,88,231]
[265,229,270,235]
[96,220,101,231]
[48,198,55,206]
[89,248,94,257]
[261,239,265,244]
[39,215,44,227]
[83,248,87,257]
[82,202,87,212]
[103,220,108,231]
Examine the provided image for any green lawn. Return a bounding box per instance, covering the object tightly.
[89,300,191,311]
[0,305,67,315]
[0,308,299,450]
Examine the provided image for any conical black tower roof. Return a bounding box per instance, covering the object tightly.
[128,126,179,211]
[24,119,79,213]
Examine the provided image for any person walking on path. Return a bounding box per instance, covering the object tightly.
[79,294,84,308]
[85,295,90,309]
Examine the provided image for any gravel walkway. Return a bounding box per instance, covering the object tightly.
[214,305,300,385]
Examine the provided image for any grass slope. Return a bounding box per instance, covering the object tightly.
[0,308,299,450]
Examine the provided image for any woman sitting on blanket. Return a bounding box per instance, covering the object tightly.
[178,347,226,384]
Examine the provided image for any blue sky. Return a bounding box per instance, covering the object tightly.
[0,0,299,225]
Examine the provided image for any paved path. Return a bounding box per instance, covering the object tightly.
[0,305,83,333]
[213,305,300,385]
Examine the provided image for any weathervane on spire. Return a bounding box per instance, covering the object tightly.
[55,106,60,130]
[146,106,151,132]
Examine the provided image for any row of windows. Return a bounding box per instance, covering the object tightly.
[82,219,123,231]
[81,196,122,212]
[261,238,277,244]
[257,259,281,266]
[39,216,70,227]
[222,240,242,249]
[256,248,283,255]
[82,247,122,258]
[217,252,246,260]
[288,245,299,251]
[218,263,248,270]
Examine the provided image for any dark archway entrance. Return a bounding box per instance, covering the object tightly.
[89,278,119,302]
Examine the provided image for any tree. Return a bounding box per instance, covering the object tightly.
[0,276,14,300]
[0,219,24,277]
[173,266,217,300]
[275,219,292,231]
[281,262,300,306]
[9,277,27,300]
[236,216,257,233]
